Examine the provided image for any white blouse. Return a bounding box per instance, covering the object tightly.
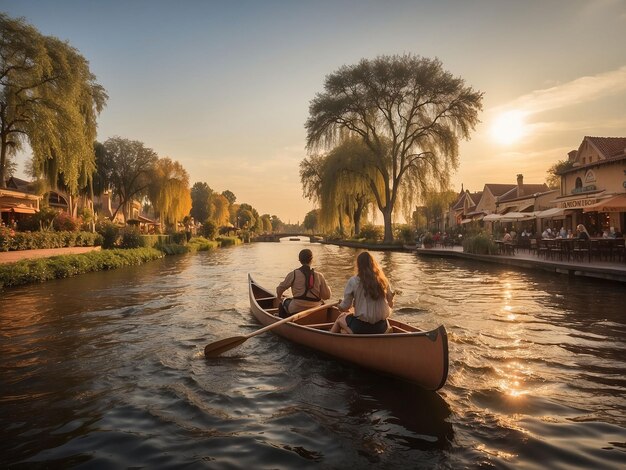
[338,276,393,324]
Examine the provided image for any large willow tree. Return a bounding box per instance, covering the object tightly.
[148,157,191,229]
[300,138,381,236]
[0,13,107,198]
[306,54,482,242]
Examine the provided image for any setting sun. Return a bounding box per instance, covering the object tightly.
[491,110,527,145]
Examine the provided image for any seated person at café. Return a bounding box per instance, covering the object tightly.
[502,230,512,242]
[559,227,567,238]
[542,228,554,239]
[576,224,590,240]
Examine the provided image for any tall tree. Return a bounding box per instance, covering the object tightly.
[211,193,231,226]
[103,137,158,220]
[270,215,283,232]
[148,157,191,229]
[546,159,574,189]
[221,189,236,205]
[0,13,107,194]
[306,54,482,242]
[190,182,213,223]
[259,213,272,232]
[301,138,380,236]
[303,209,319,232]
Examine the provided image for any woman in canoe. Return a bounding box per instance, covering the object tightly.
[331,251,395,334]
[276,249,332,318]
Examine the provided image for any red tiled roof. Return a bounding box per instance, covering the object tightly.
[586,136,626,158]
[485,184,517,196]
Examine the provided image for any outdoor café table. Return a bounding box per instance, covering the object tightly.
[495,240,515,256]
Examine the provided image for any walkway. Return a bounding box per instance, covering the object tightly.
[0,246,101,264]
[414,245,626,283]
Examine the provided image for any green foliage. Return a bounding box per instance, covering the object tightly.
[395,224,416,244]
[200,220,217,239]
[148,157,191,228]
[17,207,57,232]
[546,159,574,189]
[217,236,241,247]
[0,248,163,288]
[141,234,170,248]
[53,212,82,232]
[462,233,499,255]
[170,232,187,245]
[157,244,189,255]
[359,224,383,242]
[120,227,145,249]
[0,13,107,195]
[303,209,319,232]
[0,229,102,251]
[305,54,483,242]
[96,219,121,249]
[187,237,218,252]
[100,137,158,220]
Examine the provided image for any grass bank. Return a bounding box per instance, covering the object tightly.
[0,236,236,289]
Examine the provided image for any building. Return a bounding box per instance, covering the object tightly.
[555,136,626,236]
[0,177,40,226]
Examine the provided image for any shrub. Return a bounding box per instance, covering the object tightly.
[200,220,217,239]
[395,224,416,244]
[188,237,218,252]
[96,220,121,249]
[463,233,499,255]
[142,234,170,248]
[120,227,145,249]
[0,230,101,251]
[217,236,241,247]
[359,224,383,242]
[158,244,189,255]
[170,232,187,245]
[53,212,82,232]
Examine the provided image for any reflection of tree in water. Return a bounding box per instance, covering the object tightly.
[321,363,454,464]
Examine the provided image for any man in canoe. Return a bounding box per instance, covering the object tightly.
[276,249,332,318]
[330,251,395,334]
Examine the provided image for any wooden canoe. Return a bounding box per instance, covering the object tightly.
[248,274,449,390]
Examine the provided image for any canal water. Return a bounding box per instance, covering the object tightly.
[1,241,625,469]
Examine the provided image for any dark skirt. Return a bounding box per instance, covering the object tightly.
[346,315,388,334]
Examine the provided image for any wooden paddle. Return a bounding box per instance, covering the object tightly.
[204,300,340,358]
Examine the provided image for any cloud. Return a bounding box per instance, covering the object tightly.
[493,66,626,116]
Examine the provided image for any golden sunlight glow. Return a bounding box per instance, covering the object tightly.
[490,110,527,145]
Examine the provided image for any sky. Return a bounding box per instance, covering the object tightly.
[2,0,625,223]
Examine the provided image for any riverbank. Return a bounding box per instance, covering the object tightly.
[0,246,102,264]
[320,240,626,283]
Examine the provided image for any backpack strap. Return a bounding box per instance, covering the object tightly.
[292,265,321,301]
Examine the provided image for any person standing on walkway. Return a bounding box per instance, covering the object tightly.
[276,249,332,318]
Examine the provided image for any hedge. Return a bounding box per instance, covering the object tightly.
[0,230,102,252]
[0,247,164,288]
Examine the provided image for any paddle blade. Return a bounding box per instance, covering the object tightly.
[204,335,247,357]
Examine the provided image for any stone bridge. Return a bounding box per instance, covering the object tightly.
[251,233,323,243]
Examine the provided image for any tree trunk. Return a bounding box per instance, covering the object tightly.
[383,206,394,243]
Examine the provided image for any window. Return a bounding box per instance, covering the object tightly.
[575,177,583,189]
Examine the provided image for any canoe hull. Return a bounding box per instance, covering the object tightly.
[248,274,448,390]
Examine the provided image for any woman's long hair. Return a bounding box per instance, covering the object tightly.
[356,251,389,300]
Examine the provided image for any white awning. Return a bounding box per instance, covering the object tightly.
[500,212,536,222]
[535,207,567,218]
[483,213,502,221]
[460,218,473,224]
